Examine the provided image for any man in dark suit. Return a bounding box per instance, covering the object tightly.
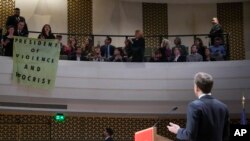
[104,128,114,141]
[167,72,229,141]
[14,20,29,37]
[131,30,145,62]
[209,17,224,45]
[6,8,28,31]
[101,36,115,60]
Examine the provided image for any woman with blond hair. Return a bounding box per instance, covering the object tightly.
[159,38,171,62]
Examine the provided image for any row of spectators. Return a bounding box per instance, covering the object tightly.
[0,8,226,62]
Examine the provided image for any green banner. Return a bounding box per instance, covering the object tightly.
[12,36,60,89]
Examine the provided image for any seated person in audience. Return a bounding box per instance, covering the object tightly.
[91,46,104,62]
[124,37,133,60]
[159,38,171,62]
[209,37,226,61]
[68,37,78,52]
[186,45,203,62]
[194,38,206,60]
[68,47,89,61]
[150,49,165,62]
[81,37,93,58]
[170,47,186,62]
[172,37,188,57]
[204,47,216,61]
[1,26,15,57]
[109,48,126,62]
[101,36,115,60]
[38,24,55,39]
[14,20,29,37]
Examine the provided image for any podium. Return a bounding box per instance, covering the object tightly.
[135,127,172,141]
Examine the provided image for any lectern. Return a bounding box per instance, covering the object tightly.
[135,127,172,141]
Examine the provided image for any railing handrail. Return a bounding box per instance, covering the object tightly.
[28,31,229,38]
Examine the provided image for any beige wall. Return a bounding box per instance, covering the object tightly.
[93,0,143,47]
[168,4,217,48]
[15,0,68,42]
[244,2,250,60]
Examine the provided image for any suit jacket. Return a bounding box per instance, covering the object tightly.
[101,45,115,58]
[105,137,113,141]
[131,37,145,62]
[170,55,186,62]
[177,95,229,141]
[14,29,29,37]
[209,24,224,45]
[6,15,28,31]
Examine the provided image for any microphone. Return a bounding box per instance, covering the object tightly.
[153,106,178,127]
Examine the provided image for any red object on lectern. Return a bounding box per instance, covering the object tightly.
[135,127,172,141]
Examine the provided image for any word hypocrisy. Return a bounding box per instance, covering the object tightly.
[13,37,60,89]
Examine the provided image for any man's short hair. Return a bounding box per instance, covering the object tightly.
[194,72,214,94]
[106,36,112,43]
[105,128,114,136]
[14,8,20,11]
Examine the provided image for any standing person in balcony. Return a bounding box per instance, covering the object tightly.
[194,38,206,60]
[101,36,115,61]
[124,37,133,61]
[1,26,15,57]
[170,47,186,62]
[186,45,203,62]
[209,17,224,45]
[6,8,28,32]
[131,30,145,62]
[38,24,55,39]
[158,38,171,62]
[172,37,188,57]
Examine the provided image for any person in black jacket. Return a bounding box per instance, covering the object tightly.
[14,20,29,37]
[131,30,145,62]
[209,17,224,45]
[1,26,15,57]
[38,24,55,39]
[104,128,114,141]
[101,36,115,60]
[167,72,229,141]
[170,47,186,62]
[6,8,28,31]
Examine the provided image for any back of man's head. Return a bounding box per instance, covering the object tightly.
[106,128,114,136]
[194,72,214,94]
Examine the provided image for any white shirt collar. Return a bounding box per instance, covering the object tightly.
[198,93,211,99]
[105,136,111,140]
